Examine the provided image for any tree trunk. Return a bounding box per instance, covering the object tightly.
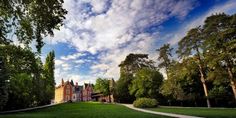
[165,68,169,80]
[198,63,211,108]
[196,47,211,108]
[227,66,236,101]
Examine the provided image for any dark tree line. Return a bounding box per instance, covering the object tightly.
[0,0,66,111]
[0,45,56,110]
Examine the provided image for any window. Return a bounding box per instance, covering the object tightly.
[66,89,70,94]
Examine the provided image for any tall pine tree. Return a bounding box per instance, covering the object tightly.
[177,27,211,108]
[203,13,236,101]
[44,51,55,103]
[156,43,173,79]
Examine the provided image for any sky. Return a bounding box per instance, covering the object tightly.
[40,0,236,85]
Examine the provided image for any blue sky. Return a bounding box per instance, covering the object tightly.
[40,0,236,85]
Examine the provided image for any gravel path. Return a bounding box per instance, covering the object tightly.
[122,104,204,118]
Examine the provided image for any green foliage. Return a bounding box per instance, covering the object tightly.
[203,13,236,68]
[94,78,113,102]
[161,58,204,106]
[203,13,236,100]
[43,51,55,102]
[176,26,203,58]
[0,44,55,110]
[0,0,64,110]
[0,56,9,110]
[114,75,135,103]
[161,13,236,107]
[133,98,158,108]
[6,73,34,110]
[0,0,67,52]
[115,53,156,103]
[119,53,156,76]
[129,68,163,99]
[156,43,173,79]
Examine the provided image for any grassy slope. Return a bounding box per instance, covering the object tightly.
[0,102,169,118]
[148,107,236,118]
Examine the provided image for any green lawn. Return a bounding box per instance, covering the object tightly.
[0,102,169,118]
[148,106,236,118]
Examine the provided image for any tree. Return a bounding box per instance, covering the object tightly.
[203,13,236,101]
[160,61,186,104]
[0,56,9,110]
[119,53,156,76]
[0,0,67,52]
[0,0,67,110]
[43,51,55,103]
[5,73,34,110]
[114,75,135,103]
[115,53,155,103]
[129,68,164,100]
[156,43,173,79]
[207,66,232,106]
[161,58,203,106]
[0,44,46,110]
[177,27,211,107]
[94,78,112,102]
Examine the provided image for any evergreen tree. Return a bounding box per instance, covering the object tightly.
[115,53,155,103]
[203,13,236,101]
[156,43,173,79]
[44,51,55,103]
[177,26,211,107]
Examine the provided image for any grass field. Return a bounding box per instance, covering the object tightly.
[148,107,236,118]
[0,102,169,118]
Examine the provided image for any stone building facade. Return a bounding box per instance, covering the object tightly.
[55,79,93,103]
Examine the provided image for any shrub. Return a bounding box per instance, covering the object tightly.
[133,98,158,108]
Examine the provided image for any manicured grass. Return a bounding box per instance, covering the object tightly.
[0,102,169,118]
[148,106,236,118]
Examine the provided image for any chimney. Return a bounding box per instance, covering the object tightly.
[62,78,64,85]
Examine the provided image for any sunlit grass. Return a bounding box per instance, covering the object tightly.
[0,102,169,118]
[148,107,236,118]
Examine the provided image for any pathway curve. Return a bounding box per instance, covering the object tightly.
[122,104,204,118]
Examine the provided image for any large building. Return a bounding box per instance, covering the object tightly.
[82,83,93,101]
[54,79,93,103]
[54,79,73,103]
[72,82,83,102]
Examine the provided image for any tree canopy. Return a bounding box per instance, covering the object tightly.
[0,0,67,52]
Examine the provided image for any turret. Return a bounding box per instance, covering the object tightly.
[61,78,64,85]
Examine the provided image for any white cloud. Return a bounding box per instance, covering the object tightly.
[55,59,64,66]
[74,59,85,64]
[61,53,86,61]
[48,0,199,84]
[47,0,196,54]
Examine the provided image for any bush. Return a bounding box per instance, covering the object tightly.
[133,98,158,108]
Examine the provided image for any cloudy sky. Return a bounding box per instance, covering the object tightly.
[41,0,236,85]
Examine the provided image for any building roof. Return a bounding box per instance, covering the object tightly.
[75,85,83,92]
